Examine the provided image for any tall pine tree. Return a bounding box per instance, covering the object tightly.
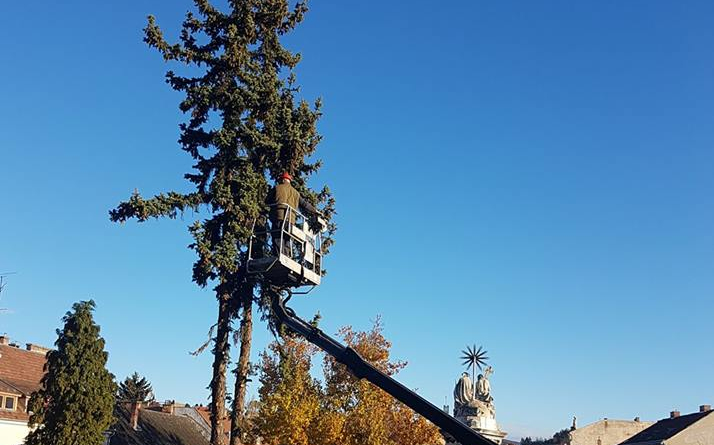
[110,1,335,444]
[26,300,116,445]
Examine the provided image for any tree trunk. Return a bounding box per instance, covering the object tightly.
[211,292,232,445]
[230,291,253,445]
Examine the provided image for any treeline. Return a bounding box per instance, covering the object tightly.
[25,301,442,445]
[521,428,571,445]
[249,318,443,445]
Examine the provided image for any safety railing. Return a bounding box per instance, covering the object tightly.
[247,203,323,278]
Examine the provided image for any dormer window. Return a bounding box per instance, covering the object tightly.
[0,393,18,411]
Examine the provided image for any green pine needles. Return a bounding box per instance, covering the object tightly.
[109,1,336,444]
[118,372,155,404]
[109,0,336,286]
[26,300,116,445]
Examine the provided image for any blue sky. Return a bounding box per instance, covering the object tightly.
[1,0,713,439]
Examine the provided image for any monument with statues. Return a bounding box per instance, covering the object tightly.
[448,345,508,444]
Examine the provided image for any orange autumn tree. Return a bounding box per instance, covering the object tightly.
[255,318,442,445]
[255,336,321,445]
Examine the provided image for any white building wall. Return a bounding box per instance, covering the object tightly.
[0,419,30,445]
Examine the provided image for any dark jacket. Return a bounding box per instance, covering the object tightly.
[268,182,317,224]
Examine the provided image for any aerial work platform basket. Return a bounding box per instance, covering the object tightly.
[247,204,324,288]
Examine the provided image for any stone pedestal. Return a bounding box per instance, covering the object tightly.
[445,413,508,445]
[462,414,507,444]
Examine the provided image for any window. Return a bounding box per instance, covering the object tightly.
[0,394,17,411]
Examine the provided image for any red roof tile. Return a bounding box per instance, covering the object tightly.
[0,409,29,422]
[0,344,47,396]
[0,343,47,422]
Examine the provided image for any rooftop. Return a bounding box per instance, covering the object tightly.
[0,340,47,396]
[195,405,231,440]
[0,337,48,422]
[110,404,211,445]
[620,410,713,445]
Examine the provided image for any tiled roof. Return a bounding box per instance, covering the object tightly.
[195,405,231,439]
[0,344,47,396]
[0,409,29,422]
[110,405,211,445]
[0,379,20,394]
[620,411,713,444]
[0,343,47,423]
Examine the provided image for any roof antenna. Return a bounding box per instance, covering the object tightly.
[0,272,17,312]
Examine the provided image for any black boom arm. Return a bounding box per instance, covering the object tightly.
[271,294,494,445]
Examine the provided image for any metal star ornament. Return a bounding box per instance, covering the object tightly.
[460,344,489,382]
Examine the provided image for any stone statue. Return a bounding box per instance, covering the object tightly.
[449,352,507,444]
[475,366,493,405]
[453,371,495,419]
[454,372,474,410]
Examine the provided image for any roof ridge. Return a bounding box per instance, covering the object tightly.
[671,410,711,419]
[595,418,650,422]
[579,418,653,426]
[142,408,178,418]
[0,376,27,395]
[0,344,48,355]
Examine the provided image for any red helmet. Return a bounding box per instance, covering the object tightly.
[279,172,292,181]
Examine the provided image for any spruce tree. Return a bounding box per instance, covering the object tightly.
[109,1,335,444]
[26,300,116,445]
[118,372,155,404]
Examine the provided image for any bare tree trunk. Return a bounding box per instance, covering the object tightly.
[211,292,232,445]
[230,291,253,445]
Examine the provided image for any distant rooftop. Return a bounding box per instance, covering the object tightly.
[0,336,49,423]
[110,404,210,445]
[620,409,713,445]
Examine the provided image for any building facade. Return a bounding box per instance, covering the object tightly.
[566,418,655,445]
[0,337,48,445]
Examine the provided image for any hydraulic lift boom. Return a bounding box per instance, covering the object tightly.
[271,293,494,445]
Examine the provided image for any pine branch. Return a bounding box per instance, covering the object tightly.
[109,191,204,223]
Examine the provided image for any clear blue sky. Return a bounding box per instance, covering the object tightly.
[1,0,712,439]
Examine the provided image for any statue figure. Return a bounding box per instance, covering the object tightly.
[475,366,493,404]
[454,372,474,411]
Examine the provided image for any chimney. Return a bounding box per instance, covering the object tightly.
[130,402,141,430]
[634,417,640,422]
[26,343,50,355]
[700,405,712,413]
[670,410,681,419]
[162,400,176,415]
[0,336,8,345]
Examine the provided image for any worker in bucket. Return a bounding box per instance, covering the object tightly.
[267,172,321,256]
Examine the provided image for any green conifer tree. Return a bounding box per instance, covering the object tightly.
[109,2,335,444]
[117,372,155,404]
[26,300,116,445]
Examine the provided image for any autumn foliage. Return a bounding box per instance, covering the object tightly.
[255,319,443,445]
